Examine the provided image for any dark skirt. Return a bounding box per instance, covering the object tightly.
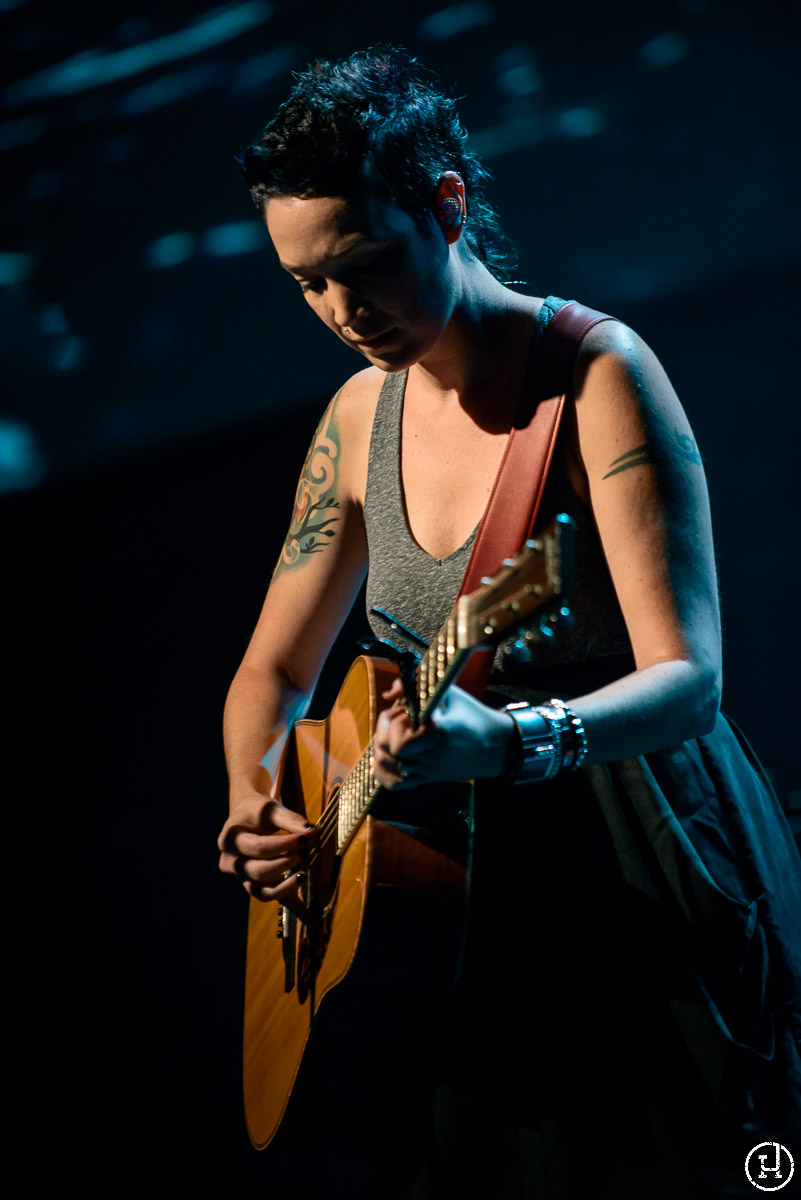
[266,716,801,1198]
[394,714,801,1199]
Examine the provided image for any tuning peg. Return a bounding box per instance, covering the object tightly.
[504,627,544,664]
[552,605,574,630]
[505,637,533,665]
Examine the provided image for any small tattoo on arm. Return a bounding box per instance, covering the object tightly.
[602,428,702,481]
[602,443,652,479]
[272,391,343,580]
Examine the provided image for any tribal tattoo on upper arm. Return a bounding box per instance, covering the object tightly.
[602,428,702,480]
[602,442,652,479]
[272,390,343,581]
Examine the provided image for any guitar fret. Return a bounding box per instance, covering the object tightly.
[446,613,456,662]
[337,740,380,852]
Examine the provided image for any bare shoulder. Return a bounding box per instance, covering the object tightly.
[332,365,387,505]
[572,317,700,459]
[567,312,708,530]
[299,366,384,500]
[335,364,385,429]
[575,318,667,394]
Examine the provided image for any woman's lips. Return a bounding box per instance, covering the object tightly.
[350,329,395,352]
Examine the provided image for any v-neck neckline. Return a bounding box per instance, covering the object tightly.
[393,296,564,563]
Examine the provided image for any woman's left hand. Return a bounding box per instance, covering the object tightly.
[372,677,515,789]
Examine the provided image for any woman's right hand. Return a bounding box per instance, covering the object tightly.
[217,794,317,920]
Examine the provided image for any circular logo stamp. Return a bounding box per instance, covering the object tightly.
[745,1143,795,1192]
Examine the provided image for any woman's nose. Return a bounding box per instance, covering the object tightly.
[329,281,367,330]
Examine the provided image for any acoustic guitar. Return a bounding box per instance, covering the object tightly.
[242,513,575,1149]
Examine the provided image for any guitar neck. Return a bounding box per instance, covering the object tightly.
[335,733,380,856]
[334,642,473,856]
[333,515,573,855]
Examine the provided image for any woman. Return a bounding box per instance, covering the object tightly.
[217,47,801,1198]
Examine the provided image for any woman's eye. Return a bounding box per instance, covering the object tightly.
[299,278,324,295]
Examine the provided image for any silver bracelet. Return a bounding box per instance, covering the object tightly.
[547,698,589,770]
[504,698,588,784]
[504,702,561,783]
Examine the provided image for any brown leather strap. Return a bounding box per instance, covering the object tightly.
[455,300,617,697]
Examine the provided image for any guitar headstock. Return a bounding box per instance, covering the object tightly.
[455,512,575,649]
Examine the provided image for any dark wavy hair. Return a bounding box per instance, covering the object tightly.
[238,46,517,281]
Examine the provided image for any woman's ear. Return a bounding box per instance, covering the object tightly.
[432,171,467,245]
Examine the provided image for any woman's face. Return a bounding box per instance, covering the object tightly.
[264,177,455,371]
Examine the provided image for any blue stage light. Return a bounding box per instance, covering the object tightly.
[638,34,689,70]
[148,233,196,269]
[420,2,494,41]
[0,420,45,492]
[202,222,265,257]
[0,253,34,285]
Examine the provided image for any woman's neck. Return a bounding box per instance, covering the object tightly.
[410,259,541,427]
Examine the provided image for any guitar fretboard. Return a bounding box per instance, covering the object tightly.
[336,737,379,853]
[416,611,462,715]
[335,619,466,854]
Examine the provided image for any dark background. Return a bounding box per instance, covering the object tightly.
[3,0,800,1193]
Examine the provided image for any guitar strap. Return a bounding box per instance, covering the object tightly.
[454,299,617,698]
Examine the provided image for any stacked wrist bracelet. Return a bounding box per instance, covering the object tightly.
[503,698,589,784]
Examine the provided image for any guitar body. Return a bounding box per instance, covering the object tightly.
[243,655,471,1150]
[241,517,574,1150]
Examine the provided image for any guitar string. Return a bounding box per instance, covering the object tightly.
[305,734,379,853]
[297,623,475,876]
[300,685,437,887]
[294,632,464,889]
[303,653,441,867]
[303,680,422,867]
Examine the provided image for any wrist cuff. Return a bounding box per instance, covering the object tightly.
[503,699,588,784]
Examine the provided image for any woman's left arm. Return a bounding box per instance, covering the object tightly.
[372,321,722,787]
[563,319,721,763]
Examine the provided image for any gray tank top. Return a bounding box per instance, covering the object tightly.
[363,296,633,703]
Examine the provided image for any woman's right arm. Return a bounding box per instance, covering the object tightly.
[217,383,372,915]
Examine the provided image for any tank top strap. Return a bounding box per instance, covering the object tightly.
[364,368,409,541]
